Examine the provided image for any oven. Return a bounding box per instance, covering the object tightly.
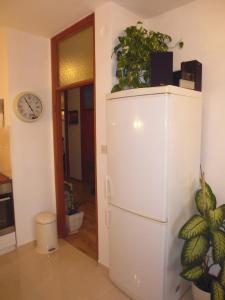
[0,182,14,236]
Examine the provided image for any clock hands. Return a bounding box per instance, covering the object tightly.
[24,98,37,118]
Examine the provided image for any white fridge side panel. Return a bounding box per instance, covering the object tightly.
[165,94,202,300]
[109,205,166,300]
[106,95,167,221]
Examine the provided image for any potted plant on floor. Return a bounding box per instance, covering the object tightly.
[178,171,225,300]
[64,181,84,234]
[111,22,183,92]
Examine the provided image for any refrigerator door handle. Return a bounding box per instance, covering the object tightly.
[105,175,111,200]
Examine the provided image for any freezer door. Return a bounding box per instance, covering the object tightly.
[109,205,166,300]
[107,94,167,221]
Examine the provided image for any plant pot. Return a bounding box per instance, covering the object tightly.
[192,283,210,300]
[66,211,84,234]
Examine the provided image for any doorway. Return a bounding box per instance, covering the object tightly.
[51,14,98,260]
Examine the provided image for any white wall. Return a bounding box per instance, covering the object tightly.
[4,28,56,246]
[147,0,225,203]
[0,28,9,127]
[0,29,11,177]
[95,1,143,266]
[67,88,82,180]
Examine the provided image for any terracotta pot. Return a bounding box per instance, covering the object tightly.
[192,283,210,300]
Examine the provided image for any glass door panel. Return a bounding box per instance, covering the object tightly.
[58,26,94,86]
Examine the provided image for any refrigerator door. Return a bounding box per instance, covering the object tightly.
[107,94,168,222]
[109,204,166,300]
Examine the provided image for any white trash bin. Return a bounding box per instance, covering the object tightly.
[35,212,58,254]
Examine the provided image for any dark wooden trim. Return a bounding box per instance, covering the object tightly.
[92,15,98,253]
[51,37,66,237]
[52,14,94,42]
[56,79,94,92]
[51,95,66,236]
[51,13,98,260]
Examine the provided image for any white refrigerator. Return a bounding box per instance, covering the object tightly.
[106,86,202,300]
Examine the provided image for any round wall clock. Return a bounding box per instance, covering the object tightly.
[14,92,43,122]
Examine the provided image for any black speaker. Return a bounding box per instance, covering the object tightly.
[181,60,202,91]
[173,70,181,87]
[150,52,173,87]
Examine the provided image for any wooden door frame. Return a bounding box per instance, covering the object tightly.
[51,14,97,242]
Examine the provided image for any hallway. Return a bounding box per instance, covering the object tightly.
[65,180,98,260]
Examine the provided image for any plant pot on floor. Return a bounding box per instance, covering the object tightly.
[66,211,84,235]
[192,283,210,300]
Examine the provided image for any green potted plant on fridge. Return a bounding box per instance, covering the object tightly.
[112,22,183,92]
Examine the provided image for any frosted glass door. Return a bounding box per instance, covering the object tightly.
[58,26,94,86]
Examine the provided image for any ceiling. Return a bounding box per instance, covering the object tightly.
[0,0,195,38]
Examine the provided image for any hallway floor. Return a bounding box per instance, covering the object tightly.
[0,239,192,300]
[64,180,98,260]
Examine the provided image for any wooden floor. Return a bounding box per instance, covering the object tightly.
[64,180,98,260]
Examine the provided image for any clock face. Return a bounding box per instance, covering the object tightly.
[14,92,43,122]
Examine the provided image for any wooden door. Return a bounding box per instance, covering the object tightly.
[51,14,96,238]
[81,85,95,188]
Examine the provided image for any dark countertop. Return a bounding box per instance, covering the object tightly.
[0,173,12,184]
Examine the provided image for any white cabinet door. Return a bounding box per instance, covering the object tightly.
[107,94,168,221]
[109,205,166,300]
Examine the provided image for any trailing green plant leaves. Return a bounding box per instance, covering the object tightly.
[179,215,208,240]
[195,182,216,216]
[181,235,209,266]
[211,280,225,300]
[112,22,183,92]
[181,265,204,281]
[211,230,225,264]
[111,84,121,93]
[209,205,225,229]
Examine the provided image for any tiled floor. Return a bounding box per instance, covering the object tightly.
[0,239,192,300]
[0,240,129,300]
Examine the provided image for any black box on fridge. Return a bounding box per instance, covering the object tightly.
[181,60,202,91]
[150,52,173,87]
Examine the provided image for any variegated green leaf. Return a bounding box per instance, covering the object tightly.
[195,182,216,216]
[211,280,225,300]
[219,204,225,212]
[219,261,225,288]
[181,235,209,266]
[179,215,208,240]
[212,230,225,264]
[181,265,204,281]
[209,206,225,229]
